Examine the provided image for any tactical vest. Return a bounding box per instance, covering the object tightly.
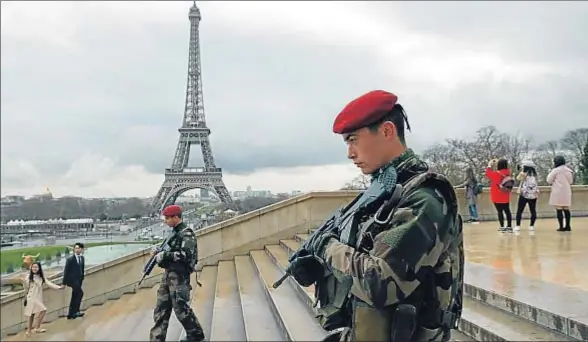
[164,223,198,274]
[314,171,464,342]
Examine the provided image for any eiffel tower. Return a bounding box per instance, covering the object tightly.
[152,1,233,213]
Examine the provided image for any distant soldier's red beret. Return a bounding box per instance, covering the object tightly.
[333,90,398,134]
[162,205,183,217]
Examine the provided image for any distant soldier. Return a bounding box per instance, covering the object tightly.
[149,205,205,342]
[291,90,464,341]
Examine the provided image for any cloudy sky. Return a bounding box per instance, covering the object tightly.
[1,1,587,198]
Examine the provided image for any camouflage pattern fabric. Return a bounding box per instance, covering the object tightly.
[149,270,205,342]
[319,150,462,341]
[157,222,198,273]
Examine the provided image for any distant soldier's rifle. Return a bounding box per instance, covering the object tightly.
[138,231,202,287]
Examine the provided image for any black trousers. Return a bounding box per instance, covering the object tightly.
[68,282,84,316]
[515,196,537,226]
[494,202,512,227]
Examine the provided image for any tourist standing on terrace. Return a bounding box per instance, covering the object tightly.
[547,155,574,231]
[456,167,481,224]
[485,158,514,232]
[514,160,540,232]
[63,242,86,319]
[22,261,64,336]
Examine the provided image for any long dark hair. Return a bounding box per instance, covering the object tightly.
[496,158,509,171]
[29,261,46,284]
[466,167,477,183]
[522,165,537,177]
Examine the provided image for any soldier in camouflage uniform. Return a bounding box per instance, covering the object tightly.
[298,90,464,341]
[149,205,205,342]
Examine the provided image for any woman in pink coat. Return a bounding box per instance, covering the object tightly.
[546,155,574,231]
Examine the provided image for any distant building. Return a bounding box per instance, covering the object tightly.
[0,218,94,235]
[0,195,25,206]
[232,185,273,199]
[30,186,54,201]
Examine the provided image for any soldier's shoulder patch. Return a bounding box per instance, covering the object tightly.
[180,227,195,236]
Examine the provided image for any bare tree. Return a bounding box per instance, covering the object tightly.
[446,126,506,177]
[421,144,465,185]
[500,132,531,170]
[561,128,588,168]
[341,174,371,190]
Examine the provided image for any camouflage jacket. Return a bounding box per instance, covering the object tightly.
[160,222,198,274]
[321,150,461,339]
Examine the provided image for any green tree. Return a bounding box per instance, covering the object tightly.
[7,263,14,273]
[45,254,52,261]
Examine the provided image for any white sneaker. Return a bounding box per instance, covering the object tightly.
[529,226,535,231]
[514,226,521,231]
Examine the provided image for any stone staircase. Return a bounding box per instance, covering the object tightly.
[5,229,585,341]
[182,230,580,341]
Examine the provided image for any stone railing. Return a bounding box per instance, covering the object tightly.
[454,185,587,220]
[1,186,585,336]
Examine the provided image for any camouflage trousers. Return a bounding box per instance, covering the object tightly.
[149,270,205,342]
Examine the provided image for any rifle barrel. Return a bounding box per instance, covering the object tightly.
[138,273,147,286]
[272,273,290,289]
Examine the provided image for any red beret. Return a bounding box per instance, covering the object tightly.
[333,90,398,134]
[162,205,183,217]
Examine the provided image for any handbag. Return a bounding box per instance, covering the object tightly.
[23,280,31,307]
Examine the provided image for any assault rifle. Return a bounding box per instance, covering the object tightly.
[138,231,202,287]
[272,180,390,289]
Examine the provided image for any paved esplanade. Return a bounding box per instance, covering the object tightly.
[5,217,587,341]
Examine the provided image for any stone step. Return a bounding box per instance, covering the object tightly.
[465,262,588,340]
[234,255,286,341]
[460,297,574,341]
[54,299,119,341]
[209,260,246,341]
[249,249,328,341]
[3,284,161,342]
[269,241,574,342]
[97,285,160,341]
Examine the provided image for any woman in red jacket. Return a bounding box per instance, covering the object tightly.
[485,158,515,232]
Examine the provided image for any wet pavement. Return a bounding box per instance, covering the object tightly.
[464,217,588,291]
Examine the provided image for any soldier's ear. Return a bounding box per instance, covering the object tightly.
[381,121,396,139]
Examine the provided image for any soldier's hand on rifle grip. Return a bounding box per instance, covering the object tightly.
[150,246,158,257]
[289,254,323,287]
[155,252,165,263]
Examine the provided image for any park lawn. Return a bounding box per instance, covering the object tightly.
[0,241,158,273]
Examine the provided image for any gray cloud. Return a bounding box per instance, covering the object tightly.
[2,1,587,193]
